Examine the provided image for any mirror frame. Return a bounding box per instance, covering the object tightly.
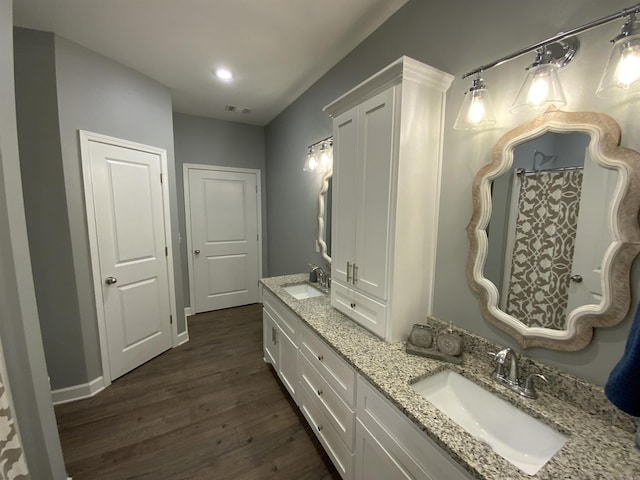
[466,108,640,351]
[318,169,332,264]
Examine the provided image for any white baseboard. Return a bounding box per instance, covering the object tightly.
[177,308,191,346]
[51,376,105,405]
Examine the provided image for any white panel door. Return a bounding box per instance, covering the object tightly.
[189,168,259,313]
[89,141,172,380]
[332,108,359,286]
[355,88,395,301]
[567,156,617,312]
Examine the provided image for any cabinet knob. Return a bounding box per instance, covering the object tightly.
[570,274,583,283]
[350,302,356,309]
[317,425,323,432]
[105,276,118,285]
[194,249,201,255]
[317,354,324,362]
[317,389,323,396]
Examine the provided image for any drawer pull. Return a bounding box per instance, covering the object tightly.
[317,389,323,396]
[317,354,324,362]
[350,302,356,309]
[317,425,323,432]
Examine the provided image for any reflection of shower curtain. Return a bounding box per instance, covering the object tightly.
[504,170,583,329]
[0,339,30,480]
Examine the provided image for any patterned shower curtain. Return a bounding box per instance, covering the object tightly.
[0,341,30,480]
[504,169,583,329]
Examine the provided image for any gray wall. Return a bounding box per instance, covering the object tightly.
[13,29,185,389]
[173,113,267,305]
[14,28,89,390]
[0,1,66,477]
[265,0,639,385]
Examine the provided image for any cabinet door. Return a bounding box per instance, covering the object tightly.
[355,420,415,480]
[332,107,359,285]
[263,308,278,366]
[277,327,299,403]
[355,87,395,301]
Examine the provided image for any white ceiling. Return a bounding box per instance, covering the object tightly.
[13,0,409,126]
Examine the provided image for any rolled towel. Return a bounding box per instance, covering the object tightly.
[605,301,640,417]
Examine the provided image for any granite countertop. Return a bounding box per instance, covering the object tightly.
[260,274,640,480]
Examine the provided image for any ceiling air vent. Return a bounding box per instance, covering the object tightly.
[224,104,252,114]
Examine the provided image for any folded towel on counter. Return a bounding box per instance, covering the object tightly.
[605,301,640,417]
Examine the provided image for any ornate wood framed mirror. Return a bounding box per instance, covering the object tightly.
[318,170,332,264]
[466,108,640,351]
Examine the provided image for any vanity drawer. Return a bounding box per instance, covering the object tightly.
[262,288,299,343]
[331,281,387,339]
[299,351,355,448]
[357,377,473,480]
[299,384,354,480]
[299,323,356,407]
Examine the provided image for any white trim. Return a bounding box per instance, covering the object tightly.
[51,377,106,405]
[183,164,263,313]
[177,309,191,346]
[79,130,179,387]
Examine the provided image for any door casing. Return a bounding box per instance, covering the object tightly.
[80,130,178,388]
[183,164,263,314]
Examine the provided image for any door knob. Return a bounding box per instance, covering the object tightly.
[570,274,583,283]
[105,276,118,285]
[194,249,201,255]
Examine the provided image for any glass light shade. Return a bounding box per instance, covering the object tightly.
[453,86,497,130]
[303,147,318,172]
[596,34,640,98]
[510,63,566,112]
[316,143,333,173]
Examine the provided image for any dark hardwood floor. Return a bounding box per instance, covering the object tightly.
[55,304,341,480]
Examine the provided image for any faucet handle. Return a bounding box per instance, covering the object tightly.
[488,352,507,380]
[520,373,548,399]
[489,348,510,364]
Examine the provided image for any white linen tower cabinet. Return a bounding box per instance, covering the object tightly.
[324,56,453,342]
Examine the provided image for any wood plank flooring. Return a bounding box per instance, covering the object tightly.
[54,304,341,480]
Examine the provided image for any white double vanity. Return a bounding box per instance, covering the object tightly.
[261,57,640,479]
[262,284,473,480]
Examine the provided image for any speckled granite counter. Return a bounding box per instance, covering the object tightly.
[261,274,640,480]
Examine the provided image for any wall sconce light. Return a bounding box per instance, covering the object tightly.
[456,3,640,130]
[453,74,497,130]
[511,39,578,112]
[303,137,333,173]
[597,13,640,97]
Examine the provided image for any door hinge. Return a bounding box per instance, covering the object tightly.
[170,314,173,325]
[165,246,168,256]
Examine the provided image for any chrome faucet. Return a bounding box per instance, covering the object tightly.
[310,265,330,289]
[489,348,548,399]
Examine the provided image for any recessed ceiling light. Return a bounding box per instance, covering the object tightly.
[215,67,233,81]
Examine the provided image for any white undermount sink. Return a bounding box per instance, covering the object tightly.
[283,283,324,300]
[411,370,568,476]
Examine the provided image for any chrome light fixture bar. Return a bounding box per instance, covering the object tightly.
[455,3,640,130]
[461,3,640,80]
[303,137,333,173]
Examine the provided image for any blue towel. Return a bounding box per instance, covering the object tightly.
[605,302,640,417]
